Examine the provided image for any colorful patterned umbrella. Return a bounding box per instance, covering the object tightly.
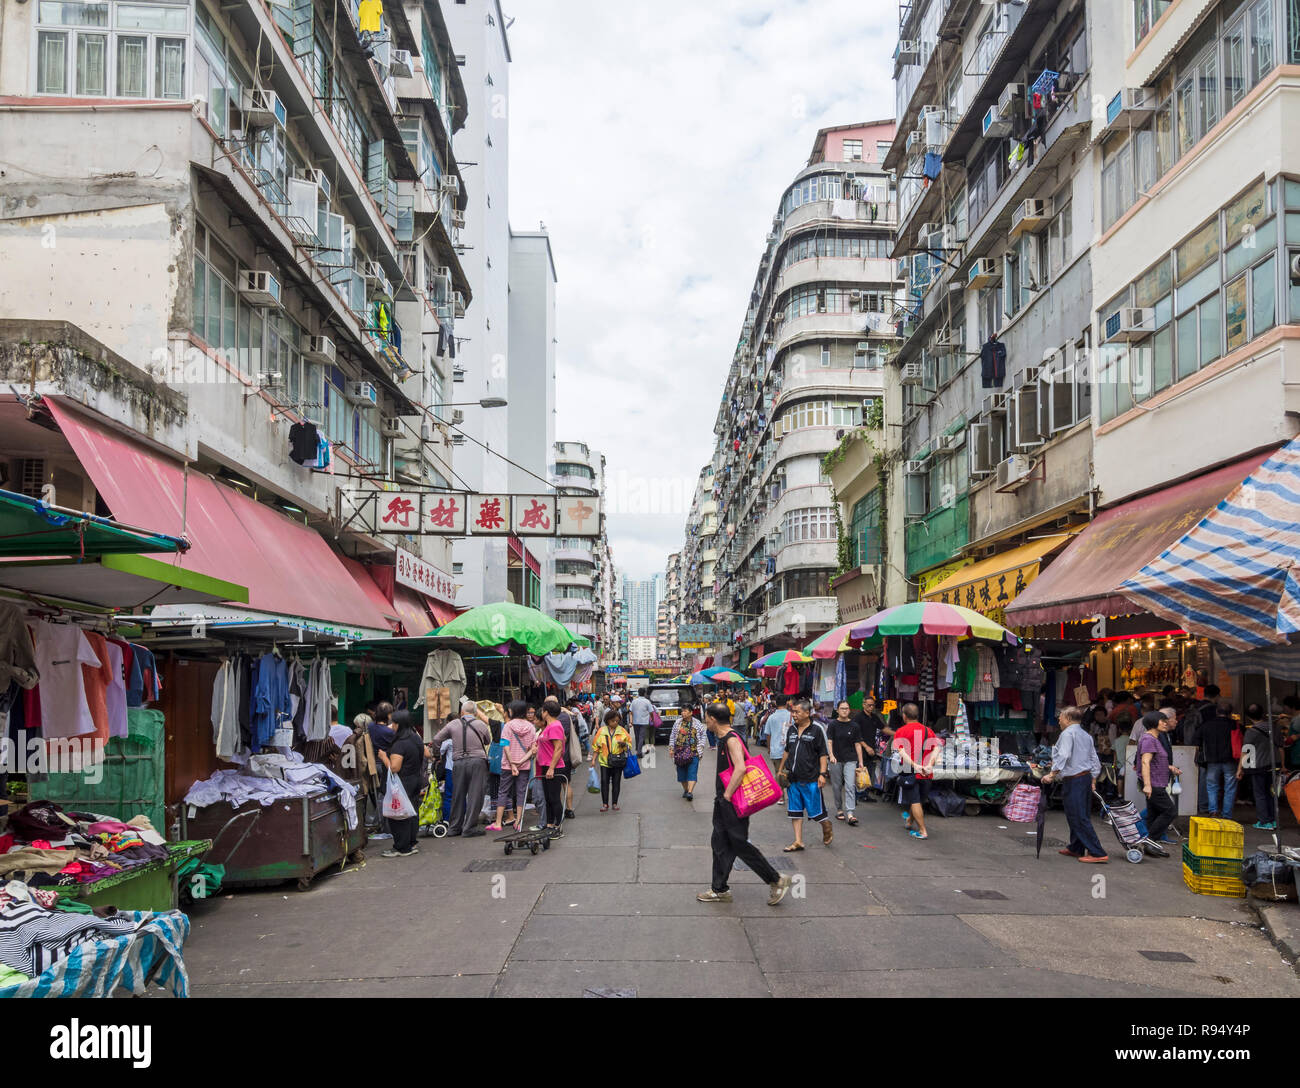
[689,670,717,685]
[706,669,747,683]
[752,649,812,669]
[804,623,884,659]
[848,602,1018,643]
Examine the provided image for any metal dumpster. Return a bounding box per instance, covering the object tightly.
[179,791,367,892]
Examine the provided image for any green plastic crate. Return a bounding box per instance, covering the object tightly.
[1182,844,1244,880]
[29,708,165,834]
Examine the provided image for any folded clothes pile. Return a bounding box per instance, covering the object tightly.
[184,751,359,830]
[0,800,167,887]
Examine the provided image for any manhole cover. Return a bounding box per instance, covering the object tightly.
[584,987,636,998]
[1139,950,1194,963]
[736,856,795,872]
[960,889,1008,900]
[463,858,529,872]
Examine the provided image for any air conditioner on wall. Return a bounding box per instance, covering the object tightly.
[380,416,405,438]
[304,335,336,364]
[900,361,924,386]
[982,104,1011,139]
[257,371,283,389]
[1103,306,1154,342]
[967,257,1000,288]
[938,433,961,451]
[389,49,414,79]
[904,460,928,474]
[346,381,379,408]
[242,87,287,129]
[1010,198,1049,238]
[996,454,1035,491]
[440,174,460,194]
[238,270,282,308]
[998,82,1024,115]
[896,39,920,64]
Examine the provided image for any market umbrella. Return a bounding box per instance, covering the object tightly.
[689,670,714,685]
[849,602,1019,644]
[752,649,812,668]
[707,669,746,683]
[428,602,579,656]
[804,622,883,659]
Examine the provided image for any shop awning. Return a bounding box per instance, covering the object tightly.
[340,556,401,633]
[0,553,245,610]
[44,399,393,632]
[392,584,435,638]
[922,531,1078,610]
[427,598,460,628]
[1005,452,1273,627]
[0,487,187,557]
[1122,438,1300,649]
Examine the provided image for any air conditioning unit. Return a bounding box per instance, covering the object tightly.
[765,231,779,245]
[900,361,924,386]
[982,104,1011,138]
[904,460,929,475]
[1103,307,1155,343]
[257,371,283,389]
[905,129,924,154]
[440,174,460,195]
[1010,198,1049,238]
[242,87,287,129]
[452,366,466,382]
[454,291,466,318]
[238,269,283,308]
[983,391,1009,414]
[920,226,946,252]
[304,335,336,364]
[363,260,384,283]
[389,48,414,79]
[380,416,405,438]
[922,107,946,147]
[967,257,1000,288]
[451,409,465,425]
[1103,87,1155,132]
[935,326,960,349]
[938,433,961,451]
[1289,249,1300,284]
[451,434,467,446]
[345,381,379,408]
[996,454,1035,491]
[896,39,920,64]
[297,166,331,201]
[998,82,1024,114]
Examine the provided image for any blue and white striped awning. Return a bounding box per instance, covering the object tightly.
[1122,440,1300,649]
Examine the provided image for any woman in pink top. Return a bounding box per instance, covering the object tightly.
[489,701,538,831]
[536,703,568,834]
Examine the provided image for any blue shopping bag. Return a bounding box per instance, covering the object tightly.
[623,751,642,779]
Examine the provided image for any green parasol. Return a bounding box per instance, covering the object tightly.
[428,602,580,655]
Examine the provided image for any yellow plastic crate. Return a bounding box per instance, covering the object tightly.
[1187,817,1245,860]
[1183,862,1246,899]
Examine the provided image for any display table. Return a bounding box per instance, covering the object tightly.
[931,768,1024,784]
[53,840,212,914]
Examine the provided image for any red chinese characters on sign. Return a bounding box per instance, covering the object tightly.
[381,495,417,529]
[475,497,504,531]
[511,495,555,536]
[468,495,510,536]
[427,497,460,529]
[556,496,602,537]
[395,546,457,604]
[520,500,550,530]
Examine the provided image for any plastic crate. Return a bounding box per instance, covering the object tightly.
[1182,845,1243,879]
[1187,816,1244,860]
[1182,862,1246,898]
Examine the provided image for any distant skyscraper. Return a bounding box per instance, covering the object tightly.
[622,576,663,638]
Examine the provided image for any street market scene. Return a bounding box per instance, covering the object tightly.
[0,0,1299,1047]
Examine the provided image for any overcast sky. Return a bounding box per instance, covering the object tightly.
[506,0,897,581]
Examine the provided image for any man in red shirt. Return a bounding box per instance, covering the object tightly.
[892,703,940,840]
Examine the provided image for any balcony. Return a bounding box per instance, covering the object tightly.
[777,539,838,572]
[552,472,598,493]
[775,256,899,297]
[555,571,595,589]
[782,199,898,239]
[776,312,886,355]
[776,365,885,406]
[555,544,595,563]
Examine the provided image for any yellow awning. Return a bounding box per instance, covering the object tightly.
[922,530,1080,615]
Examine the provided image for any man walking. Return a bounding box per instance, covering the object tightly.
[777,698,832,850]
[697,702,792,906]
[1197,698,1239,818]
[1037,707,1108,863]
[430,699,492,837]
[893,703,939,841]
[628,688,655,752]
[760,696,792,806]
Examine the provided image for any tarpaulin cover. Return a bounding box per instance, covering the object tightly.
[46,400,392,631]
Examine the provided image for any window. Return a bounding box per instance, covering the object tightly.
[780,173,845,217]
[1101,133,1136,231]
[928,451,966,511]
[782,569,834,600]
[781,400,830,431]
[830,403,862,427]
[783,508,835,546]
[1134,0,1172,46]
[781,283,866,321]
[967,138,1010,227]
[847,489,883,566]
[1047,193,1072,277]
[876,141,892,164]
[778,232,892,273]
[36,0,187,98]
[842,139,863,161]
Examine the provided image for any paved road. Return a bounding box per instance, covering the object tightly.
[182,747,1299,997]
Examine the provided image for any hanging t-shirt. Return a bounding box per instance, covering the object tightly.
[30,620,100,738]
[357,0,384,34]
[289,421,319,465]
[100,639,129,739]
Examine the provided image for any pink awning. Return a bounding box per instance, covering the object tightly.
[340,556,401,633]
[46,400,393,631]
[392,584,435,637]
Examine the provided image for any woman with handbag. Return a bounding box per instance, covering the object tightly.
[670,704,708,801]
[591,710,633,812]
[380,711,426,858]
[488,701,537,832]
[535,702,569,833]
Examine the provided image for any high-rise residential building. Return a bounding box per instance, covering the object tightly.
[621,575,662,639]
[550,440,608,649]
[883,0,1096,620]
[680,122,902,663]
[662,551,681,660]
[615,596,630,660]
[0,0,469,633]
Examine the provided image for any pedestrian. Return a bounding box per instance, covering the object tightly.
[760,696,792,805]
[379,710,426,858]
[697,701,792,906]
[1137,710,1180,856]
[628,688,654,752]
[431,698,492,838]
[893,703,939,841]
[485,701,506,822]
[590,710,633,811]
[1035,707,1108,863]
[1237,703,1279,830]
[777,698,832,851]
[367,702,396,838]
[826,700,866,825]
[1282,695,1300,772]
[1197,699,1240,819]
[535,701,569,834]
[670,704,707,801]
[488,700,537,831]
[552,697,585,820]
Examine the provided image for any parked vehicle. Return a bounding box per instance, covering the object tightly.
[646,683,703,743]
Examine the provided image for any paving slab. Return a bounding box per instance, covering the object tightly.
[745,914,1003,973]
[491,959,771,998]
[766,966,1203,999]
[189,974,496,999]
[510,913,755,963]
[531,881,888,917]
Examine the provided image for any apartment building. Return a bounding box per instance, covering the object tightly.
[550,440,609,649]
[661,551,681,660]
[698,122,902,665]
[0,0,470,633]
[679,464,719,634]
[885,0,1096,618]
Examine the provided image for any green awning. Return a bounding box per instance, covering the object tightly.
[0,487,186,558]
[942,415,968,437]
[0,553,246,610]
[913,444,933,461]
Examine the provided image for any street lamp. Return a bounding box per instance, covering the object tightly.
[437,398,508,409]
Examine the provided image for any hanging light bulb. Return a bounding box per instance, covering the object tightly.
[1147,639,1156,649]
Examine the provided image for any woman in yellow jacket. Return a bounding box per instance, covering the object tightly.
[590,710,634,812]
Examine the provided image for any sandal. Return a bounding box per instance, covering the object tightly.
[783,843,805,852]
[835,812,846,821]
[600,805,609,812]
[847,816,859,826]
[908,830,928,839]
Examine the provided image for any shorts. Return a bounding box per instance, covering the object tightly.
[675,756,700,783]
[898,774,932,808]
[786,780,828,822]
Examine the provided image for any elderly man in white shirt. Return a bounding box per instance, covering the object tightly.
[1037,706,1108,863]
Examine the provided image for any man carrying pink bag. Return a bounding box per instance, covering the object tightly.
[697,701,793,906]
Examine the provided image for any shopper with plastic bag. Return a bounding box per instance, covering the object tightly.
[381,710,426,858]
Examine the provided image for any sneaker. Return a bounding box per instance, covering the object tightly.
[684,793,693,802]
[486,824,503,832]
[369,833,392,840]
[1253,821,1278,830]
[464,827,486,838]
[1142,839,1169,858]
[447,827,462,837]
[565,809,576,820]
[697,889,733,903]
[381,849,415,859]
[767,875,792,906]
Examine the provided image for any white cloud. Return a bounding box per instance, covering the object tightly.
[505,0,897,579]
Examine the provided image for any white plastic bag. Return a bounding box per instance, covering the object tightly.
[383,770,417,820]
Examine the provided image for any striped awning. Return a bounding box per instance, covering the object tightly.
[1121,439,1300,649]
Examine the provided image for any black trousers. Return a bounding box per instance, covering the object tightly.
[600,765,623,805]
[391,814,418,854]
[1146,786,1177,842]
[541,769,565,826]
[711,797,778,892]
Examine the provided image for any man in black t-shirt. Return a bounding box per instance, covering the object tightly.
[776,699,832,850]
[826,701,867,825]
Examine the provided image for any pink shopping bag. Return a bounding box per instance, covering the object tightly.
[720,755,783,818]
